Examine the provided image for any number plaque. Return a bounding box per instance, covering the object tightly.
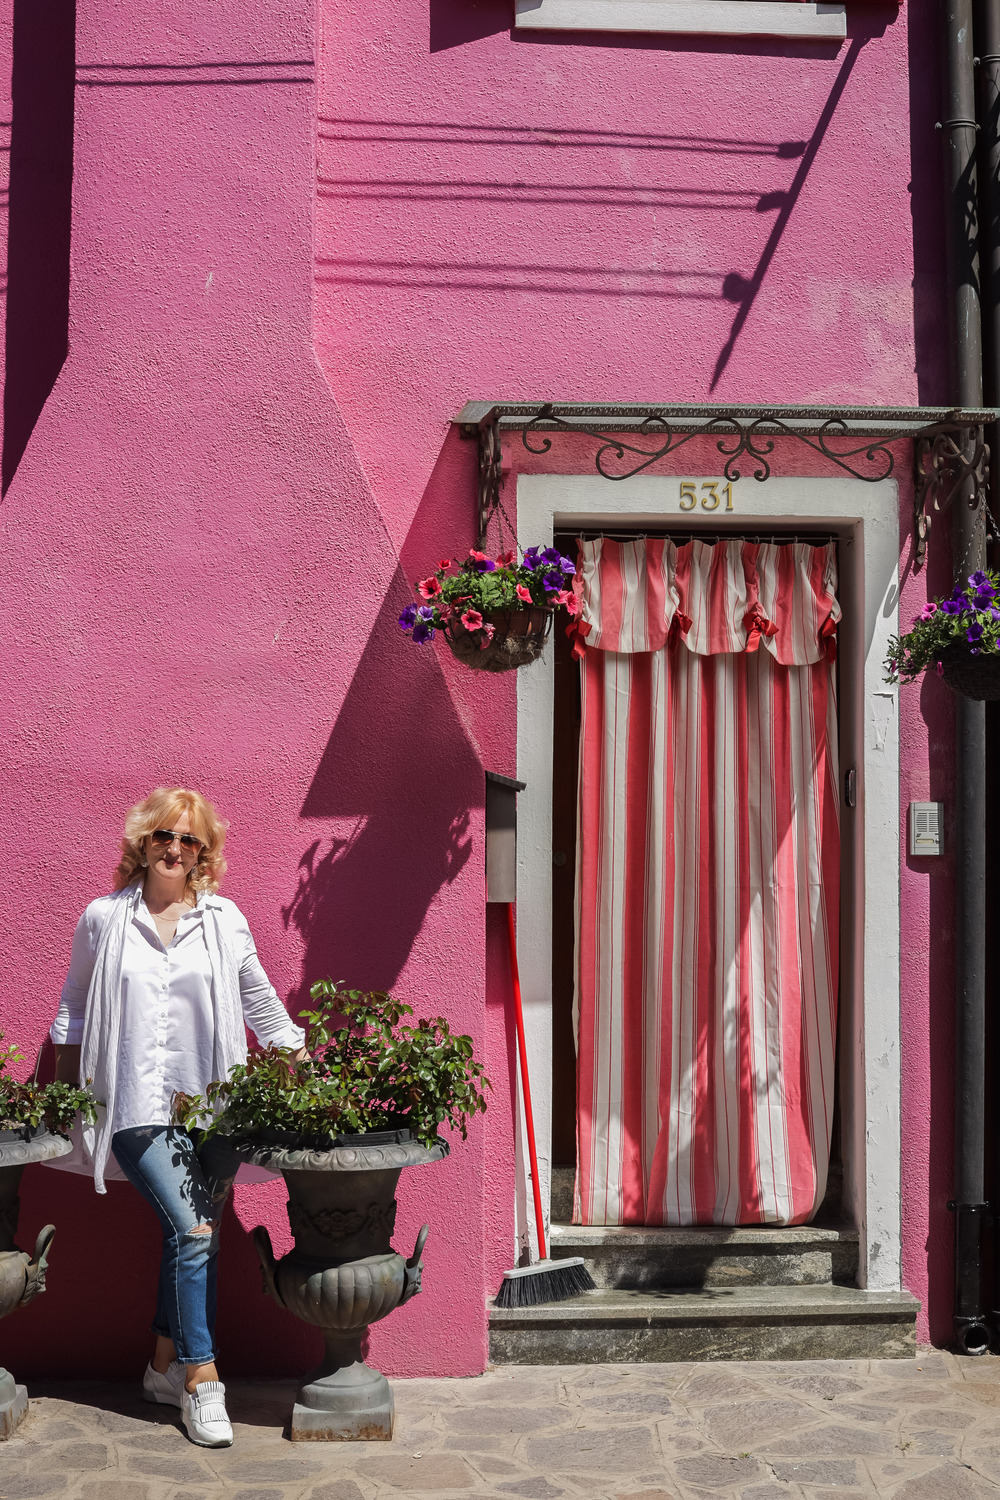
[679,481,736,512]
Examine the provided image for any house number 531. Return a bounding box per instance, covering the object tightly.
[680,481,735,511]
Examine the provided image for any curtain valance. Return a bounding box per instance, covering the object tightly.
[576,537,841,665]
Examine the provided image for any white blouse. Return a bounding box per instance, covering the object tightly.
[50,893,305,1136]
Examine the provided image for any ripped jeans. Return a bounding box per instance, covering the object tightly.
[111,1126,240,1366]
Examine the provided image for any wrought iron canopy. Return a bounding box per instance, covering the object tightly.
[453,401,1000,568]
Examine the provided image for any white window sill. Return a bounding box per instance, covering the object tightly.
[514,0,847,37]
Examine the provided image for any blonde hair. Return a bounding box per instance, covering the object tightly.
[115,787,228,895]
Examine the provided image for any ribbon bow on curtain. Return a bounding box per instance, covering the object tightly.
[742,603,779,653]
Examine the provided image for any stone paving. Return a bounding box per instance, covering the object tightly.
[6,1350,1000,1499]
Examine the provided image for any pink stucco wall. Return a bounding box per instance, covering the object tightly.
[0,0,953,1375]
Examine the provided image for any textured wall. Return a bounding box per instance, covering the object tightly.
[0,0,952,1375]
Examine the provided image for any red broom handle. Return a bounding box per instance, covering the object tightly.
[505,901,548,1262]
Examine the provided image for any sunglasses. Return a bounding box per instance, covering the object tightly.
[149,828,204,853]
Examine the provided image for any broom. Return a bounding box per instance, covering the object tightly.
[495,901,596,1308]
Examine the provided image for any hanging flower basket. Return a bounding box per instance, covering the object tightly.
[399,547,578,674]
[444,607,552,674]
[938,643,1000,700]
[885,568,1000,700]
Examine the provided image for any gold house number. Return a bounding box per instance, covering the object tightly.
[679,480,736,511]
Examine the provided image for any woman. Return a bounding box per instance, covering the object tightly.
[50,788,306,1449]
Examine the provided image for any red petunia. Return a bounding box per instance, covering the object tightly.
[516,585,533,604]
[417,576,443,599]
[460,608,484,630]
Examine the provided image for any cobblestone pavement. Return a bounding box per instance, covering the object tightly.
[7,1350,1000,1499]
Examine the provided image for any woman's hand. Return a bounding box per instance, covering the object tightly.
[290,1047,310,1064]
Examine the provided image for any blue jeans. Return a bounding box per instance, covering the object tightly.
[111,1126,240,1366]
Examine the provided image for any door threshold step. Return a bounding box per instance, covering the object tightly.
[549,1221,859,1289]
[550,1222,858,1246]
[489,1285,919,1364]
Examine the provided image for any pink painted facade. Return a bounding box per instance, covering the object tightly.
[0,0,960,1376]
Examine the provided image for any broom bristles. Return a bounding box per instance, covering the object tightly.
[494,1257,596,1308]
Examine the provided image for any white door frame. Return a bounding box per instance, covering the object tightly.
[513,472,901,1292]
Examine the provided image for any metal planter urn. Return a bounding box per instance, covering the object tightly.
[0,1132,73,1437]
[243,1132,448,1441]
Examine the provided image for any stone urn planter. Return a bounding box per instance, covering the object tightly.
[238,1131,448,1442]
[0,1131,72,1436]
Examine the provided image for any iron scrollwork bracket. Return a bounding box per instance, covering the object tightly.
[520,405,898,487]
[458,403,997,570]
[522,404,695,480]
[459,412,504,547]
[913,423,990,570]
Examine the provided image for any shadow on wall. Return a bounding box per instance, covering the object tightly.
[430,0,512,51]
[2,0,75,494]
[320,15,891,394]
[905,0,949,403]
[711,29,874,391]
[285,564,483,1007]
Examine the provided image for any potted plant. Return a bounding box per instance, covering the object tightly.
[174,984,489,1441]
[885,568,1000,700]
[0,1038,99,1143]
[398,546,580,672]
[0,1039,99,1437]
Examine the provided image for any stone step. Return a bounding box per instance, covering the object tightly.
[489,1284,919,1364]
[549,1221,859,1289]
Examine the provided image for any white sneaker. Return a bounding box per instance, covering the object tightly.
[181,1380,233,1448]
[142,1360,185,1409]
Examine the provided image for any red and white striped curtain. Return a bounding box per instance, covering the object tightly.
[574,538,841,1227]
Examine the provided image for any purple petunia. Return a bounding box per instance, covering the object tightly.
[941,599,963,615]
[523,547,543,570]
[417,605,436,621]
[412,620,435,643]
[399,604,418,631]
[971,570,990,587]
[542,574,562,592]
[968,622,984,644]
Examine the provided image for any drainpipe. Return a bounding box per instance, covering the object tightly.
[942,0,990,1354]
[979,0,1000,1344]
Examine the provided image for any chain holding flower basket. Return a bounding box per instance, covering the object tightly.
[885,568,1000,700]
[399,546,579,674]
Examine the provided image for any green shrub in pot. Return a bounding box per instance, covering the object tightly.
[0,1038,98,1140]
[173,980,490,1148]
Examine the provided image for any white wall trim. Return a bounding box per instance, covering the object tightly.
[514,472,901,1293]
[514,0,847,38]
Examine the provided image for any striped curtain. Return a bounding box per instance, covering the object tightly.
[574,538,841,1227]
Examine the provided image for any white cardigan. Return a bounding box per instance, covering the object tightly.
[49,885,305,1192]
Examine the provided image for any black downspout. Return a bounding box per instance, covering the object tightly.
[979,0,1000,1343]
[943,0,990,1354]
